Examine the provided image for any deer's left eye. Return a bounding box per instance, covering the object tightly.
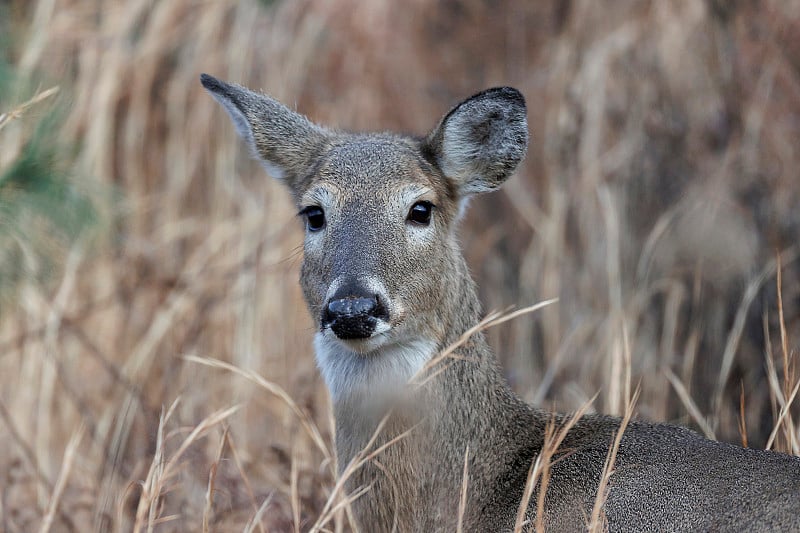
[407,201,434,226]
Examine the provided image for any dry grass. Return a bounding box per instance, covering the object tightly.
[1,0,799,531]
[513,399,595,533]
[587,386,640,533]
[0,86,59,133]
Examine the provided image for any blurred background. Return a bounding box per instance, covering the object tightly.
[1,0,798,531]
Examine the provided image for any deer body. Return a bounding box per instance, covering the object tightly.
[202,74,800,532]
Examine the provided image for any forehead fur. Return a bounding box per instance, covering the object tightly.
[298,134,457,212]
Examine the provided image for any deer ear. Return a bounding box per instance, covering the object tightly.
[424,87,528,196]
[200,74,329,191]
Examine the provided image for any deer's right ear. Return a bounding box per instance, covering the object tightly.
[200,74,329,191]
[423,87,528,197]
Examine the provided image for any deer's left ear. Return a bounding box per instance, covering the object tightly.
[423,87,528,196]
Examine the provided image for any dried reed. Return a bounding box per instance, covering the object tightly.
[1,1,798,530]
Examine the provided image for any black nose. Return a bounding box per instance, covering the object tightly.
[322,294,389,340]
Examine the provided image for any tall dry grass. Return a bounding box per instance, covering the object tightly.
[0,0,798,530]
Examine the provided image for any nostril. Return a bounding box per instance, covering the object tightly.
[373,293,390,321]
[321,303,333,326]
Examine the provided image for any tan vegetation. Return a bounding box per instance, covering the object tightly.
[0,0,798,530]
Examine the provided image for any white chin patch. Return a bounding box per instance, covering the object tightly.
[373,320,391,335]
[314,330,436,402]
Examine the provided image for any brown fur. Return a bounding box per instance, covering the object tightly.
[202,74,800,532]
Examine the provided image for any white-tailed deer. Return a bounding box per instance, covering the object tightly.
[201,74,800,532]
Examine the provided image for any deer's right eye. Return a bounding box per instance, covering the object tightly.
[300,206,326,232]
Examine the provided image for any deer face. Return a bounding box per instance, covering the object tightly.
[201,74,527,394]
[296,136,457,355]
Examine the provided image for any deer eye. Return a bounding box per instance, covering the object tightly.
[300,206,326,232]
[407,201,434,226]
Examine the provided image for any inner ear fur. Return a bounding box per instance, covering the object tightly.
[423,87,529,196]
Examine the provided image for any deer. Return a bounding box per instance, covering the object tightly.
[201,73,800,532]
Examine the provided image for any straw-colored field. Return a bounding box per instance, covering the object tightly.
[1,1,798,531]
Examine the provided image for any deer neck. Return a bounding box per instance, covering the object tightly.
[318,252,496,430]
[319,255,533,530]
